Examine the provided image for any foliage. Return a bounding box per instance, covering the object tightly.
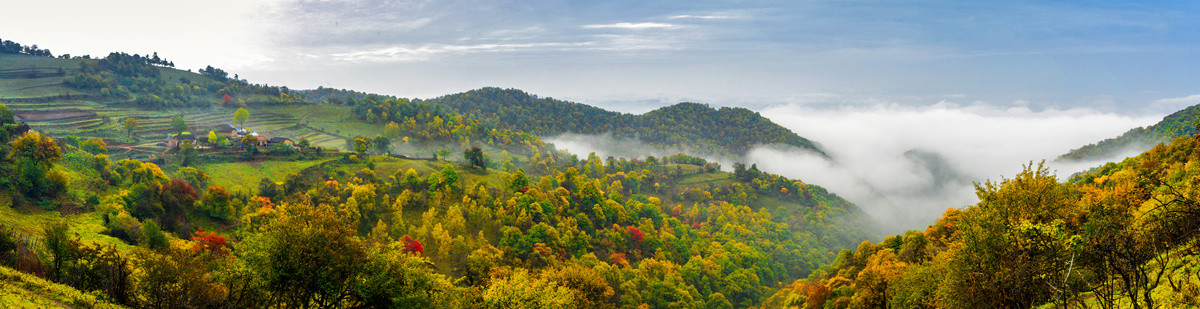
[769,130,1200,308]
[1059,104,1200,162]
[423,87,826,156]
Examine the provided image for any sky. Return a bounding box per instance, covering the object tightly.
[5,0,1200,230]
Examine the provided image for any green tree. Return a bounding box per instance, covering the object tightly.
[179,141,198,167]
[464,146,486,170]
[510,169,528,192]
[234,107,249,128]
[170,116,187,134]
[141,219,169,251]
[241,202,366,308]
[373,135,390,154]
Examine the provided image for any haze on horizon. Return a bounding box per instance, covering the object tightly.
[5,0,1199,231]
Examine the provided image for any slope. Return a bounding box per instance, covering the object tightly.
[1057,103,1200,162]
[422,87,827,156]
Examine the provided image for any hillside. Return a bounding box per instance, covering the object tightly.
[422,87,827,156]
[765,132,1200,308]
[0,39,878,308]
[1057,102,1200,162]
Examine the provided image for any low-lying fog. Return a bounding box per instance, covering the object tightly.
[547,103,1161,234]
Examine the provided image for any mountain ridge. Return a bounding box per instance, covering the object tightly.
[420,87,827,157]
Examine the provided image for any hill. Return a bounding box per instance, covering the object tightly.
[421,87,827,156]
[1057,102,1200,162]
[766,132,1200,308]
[0,39,876,308]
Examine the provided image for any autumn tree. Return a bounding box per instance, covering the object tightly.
[234,107,249,128]
[123,117,139,138]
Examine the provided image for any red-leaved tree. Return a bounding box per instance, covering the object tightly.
[401,235,423,256]
[626,226,644,242]
[191,228,229,257]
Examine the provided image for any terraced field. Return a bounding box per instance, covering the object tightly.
[0,54,351,150]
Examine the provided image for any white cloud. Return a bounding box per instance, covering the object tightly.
[583,22,677,30]
[746,103,1161,232]
[1148,94,1200,114]
[667,14,735,20]
[331,42,595,62]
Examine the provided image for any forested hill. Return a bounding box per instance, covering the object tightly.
[1058,103,1200,162]
[421,87,826,156]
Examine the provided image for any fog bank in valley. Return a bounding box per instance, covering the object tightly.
[547,103,1161,234]
[753,103,1160,232]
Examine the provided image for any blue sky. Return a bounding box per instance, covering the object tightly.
[5,0,1199,113]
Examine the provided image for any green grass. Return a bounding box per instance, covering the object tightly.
[0,265,129,309]
[0,198,132,251]
[197,159,332,193]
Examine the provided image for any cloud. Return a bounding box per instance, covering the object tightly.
[1148,94,1200,114]
[582,22,677,30]
[745,103,1161,232]
[331,42,595,62]
[545,133,741,168]
[668,14,735,20]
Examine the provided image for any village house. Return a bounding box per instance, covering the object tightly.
[214,124,240,138]
[165,133,196,148]
[268,137,295,148]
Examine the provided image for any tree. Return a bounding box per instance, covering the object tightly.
[510,169,528,192]
[170,116,187,134]
[80,138,107,154]
[12,131,62,167]
[241,202,366,308]
[207,131,218,145]
[141,219,169,251]
[223,93,232,105]
[385,121,401,139]
[179,141,198,166]
[464,146,486,170]
[373,135,390,154]
[234,107,248,128]
[241,135,258,152]
[353,137,371,156]
[201,186,233,221]
[298,136,310,149]
[123,117,139,138]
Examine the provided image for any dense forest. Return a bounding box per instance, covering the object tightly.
[419,88,826,156]
[767,132,1200,308]
[1058,103,1200,162]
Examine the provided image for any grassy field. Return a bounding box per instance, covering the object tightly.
[197,159,332,193]
[0,196,132,251]
[0,265,128,309]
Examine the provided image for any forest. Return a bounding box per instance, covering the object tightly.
[419,88,825,156]
[1058,104,1200,162]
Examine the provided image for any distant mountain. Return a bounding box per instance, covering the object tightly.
[421,87,826,156]
[1058,103,1200,162]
